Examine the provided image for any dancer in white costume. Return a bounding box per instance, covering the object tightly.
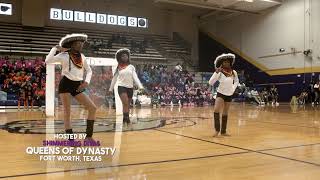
[45,34,97,139]
[209,53,239,137]
[109,48,144,123]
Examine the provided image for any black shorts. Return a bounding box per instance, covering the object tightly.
[58,76,84,97]
[118,86,133,99]
[217,92,232,102]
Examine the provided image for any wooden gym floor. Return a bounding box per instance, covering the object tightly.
[0,103,320,179]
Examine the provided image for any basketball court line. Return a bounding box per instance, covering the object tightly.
[246,120,320,129]
[154,129,320,167]
[258,142,320,151]
[160,115,320,130]
[0,151,250,179]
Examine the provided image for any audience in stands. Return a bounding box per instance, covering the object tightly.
[0,56,46,109]
[135,66,285,107]
[2,55,319,109]
[135,64,214,106]
[235,83,283,106]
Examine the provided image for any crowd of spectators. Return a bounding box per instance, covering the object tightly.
[135,64,215,106]
[3,55,319,109]
[0,56,46,110]
[236,85,280,106]
[292,80,320,105]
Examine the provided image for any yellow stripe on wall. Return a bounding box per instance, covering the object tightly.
[267,66,320,76]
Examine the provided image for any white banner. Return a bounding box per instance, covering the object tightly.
[50,8,148,28]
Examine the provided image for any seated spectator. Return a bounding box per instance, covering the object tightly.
[250,88,263,105]
[297,89,308,105]
[0,87,7,101]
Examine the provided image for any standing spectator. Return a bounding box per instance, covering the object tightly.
[25,82,34,110]
[261,88,270,105]
[34,87,45,109]
[17,88,26,110]
[175,63,183,72]
[238,70,246,84]
[313,81,320,105]
[0,69,6,84]
[270,84,279,106]
[185,74,194,86]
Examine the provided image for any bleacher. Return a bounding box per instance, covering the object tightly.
[0,23,195,107]
[0,23,191,62]
[154,36,190,55]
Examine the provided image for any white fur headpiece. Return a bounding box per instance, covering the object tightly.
[115,48,131,61]
[214,53,235,68]
[59,33,88,48]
